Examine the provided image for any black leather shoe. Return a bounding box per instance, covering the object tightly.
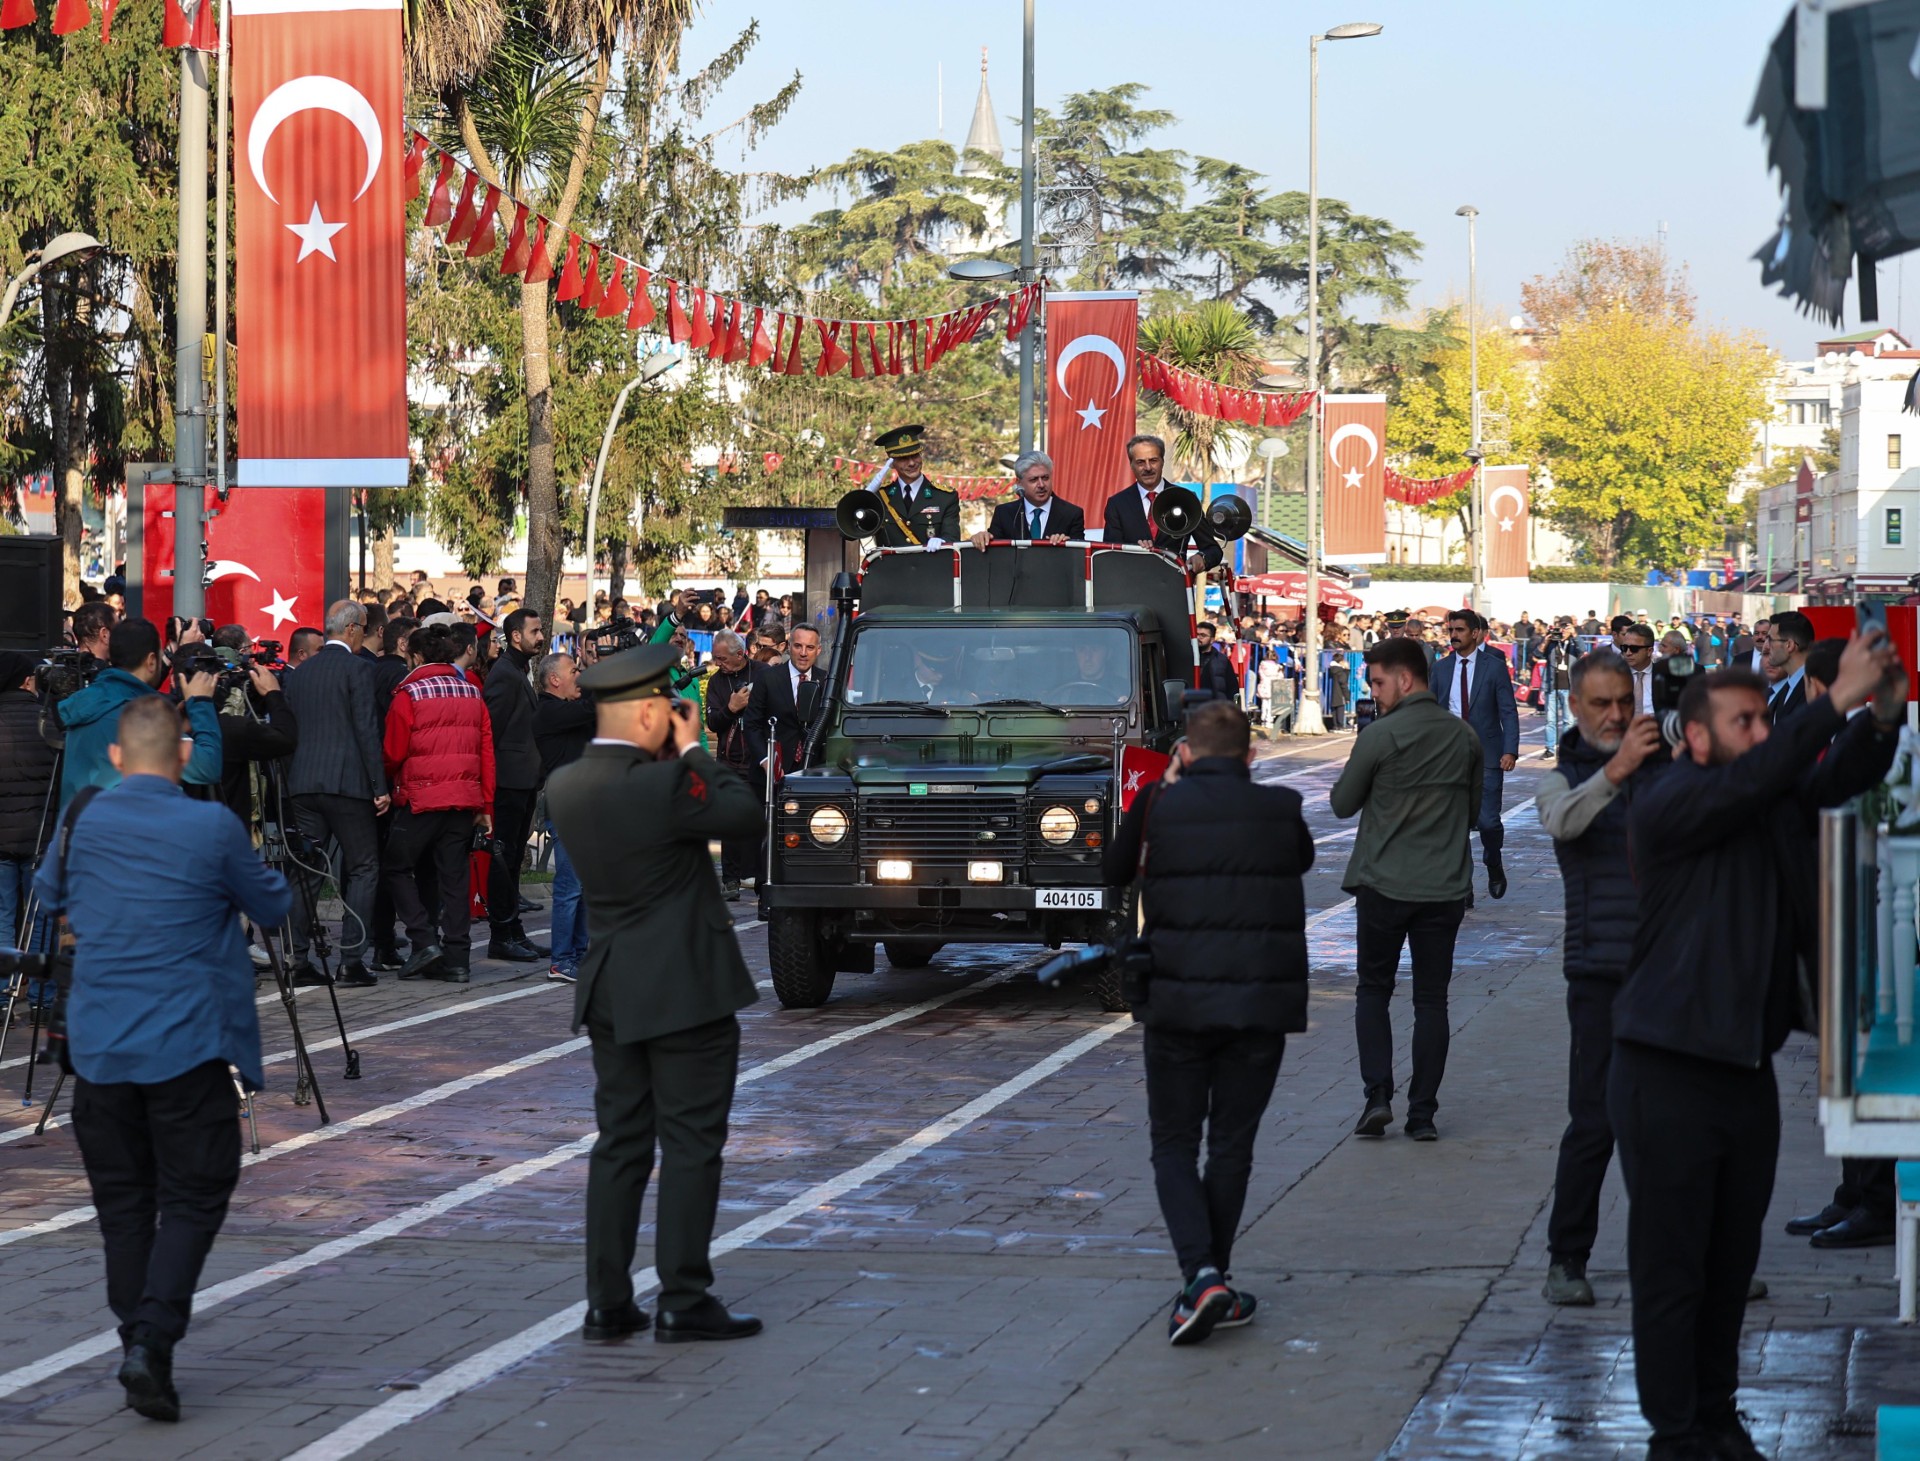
[1406,1120,1439,1142]
[654,1296,762,1343]
[118,1338,180,1422]
[517,895,542,914]
[1355,1101,1393,1138]
[1487,859,1508,899]
[291,964,332,989]
[335,964,377,988]
[398,943,444,980]
[581,1301,650,1342]
[370,947,405,973]
[488,938,545,963]
[426,958,471,984]
[1809,1206,1896,1248]
[1786,1201,1851,1236]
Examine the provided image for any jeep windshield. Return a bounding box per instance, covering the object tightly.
[842,624,1133,709]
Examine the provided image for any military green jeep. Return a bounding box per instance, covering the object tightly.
[760,540,1212,1010]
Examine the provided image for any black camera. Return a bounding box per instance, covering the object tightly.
[1651,654,1695,745]
[588,617,642,654]
[35,647,99,706]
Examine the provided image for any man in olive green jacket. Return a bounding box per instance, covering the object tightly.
[546,644,766,1346]
[1329,636,1484,1142]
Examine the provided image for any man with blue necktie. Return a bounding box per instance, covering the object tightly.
[972,451,1086,548]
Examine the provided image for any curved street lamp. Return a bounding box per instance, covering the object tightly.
[0,231,105,330]
[582,351,681,603]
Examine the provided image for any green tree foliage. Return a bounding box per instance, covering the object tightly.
[1137,301,1263,479]
[1388,325,1534,537]
[1035,84,1185,289]
[1532,310,1773,572]
[793,140,1006,292]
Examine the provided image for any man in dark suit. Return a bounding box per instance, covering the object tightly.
[870,424,960,547]
[743,622,824,775]
[1102,434,1223,571]
[484,608,549,962]
[970,450,1086,547]
[281,599,388,986]
[702,629,764,898]
[547,643,765,1345]
[1764,610,1814,723]
[1431,609,1520,900]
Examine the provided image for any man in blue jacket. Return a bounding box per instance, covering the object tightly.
[1612,632,1904,1461]
[36,694,288,1424]
[57,618,221,809]
[1431,609,1519,899]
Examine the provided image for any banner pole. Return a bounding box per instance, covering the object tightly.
[172,45,211,619]
[215,2,230,506]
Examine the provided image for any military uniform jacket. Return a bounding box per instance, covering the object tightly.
[874,478,961,547]
[546,743,763,1042]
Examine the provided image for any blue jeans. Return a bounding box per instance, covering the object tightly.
[547,821,586,971]
[0,854,49,952]
[1544,690,1572,754]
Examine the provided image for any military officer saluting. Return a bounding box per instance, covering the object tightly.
[872,423,961,548]
[545,643,766,1346]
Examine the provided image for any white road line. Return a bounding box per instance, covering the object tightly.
[282,1012,1135,1461]
[0,974,1011,1398]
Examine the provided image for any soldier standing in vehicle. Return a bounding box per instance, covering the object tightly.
[871,424,960,548]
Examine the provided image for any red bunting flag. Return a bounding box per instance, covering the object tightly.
[444,169,480,246]
[52,0,90,36]
[555,234,584,302]
[499,203,531,275]
[423,153,456,227]
[596,257,628,319]
[848,324,868,379]
[782,315,807,374]
[402,133,430,200]
[688,287,713,348]
[625,268,654,329]
[466,185,500,258]
[524,217,555,284]
[816,319,847,376]
[580,245,605,310]
[666,279,689,343]
[746,308,773,368]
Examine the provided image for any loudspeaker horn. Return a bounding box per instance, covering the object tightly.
[1205,493,1253,541]
[1148,485,1203,539]
[835,489,885,540]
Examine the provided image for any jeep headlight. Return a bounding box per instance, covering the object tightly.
[808,804,850,846]
[1038,805,1079,845]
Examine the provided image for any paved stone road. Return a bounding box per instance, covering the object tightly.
[1,717,1915,1460]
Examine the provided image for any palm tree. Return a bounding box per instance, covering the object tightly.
[1137,301,1263,480]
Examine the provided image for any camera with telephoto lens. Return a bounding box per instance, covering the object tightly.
[175,646,252,698]
[587,617,642,653]
[1650,653,1696,746]
[35,647,99,706]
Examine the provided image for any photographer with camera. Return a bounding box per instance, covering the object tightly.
[1610,632,1906,1460]
[382,622,495,984]
[1102,700,1313,1345]
[58,619,222,811]
[198,626,299,829]
[35,694,290,1423]
[1532,649,1668,1308]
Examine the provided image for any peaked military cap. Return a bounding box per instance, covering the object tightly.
[874,424,926,456]
[579,642,680,702]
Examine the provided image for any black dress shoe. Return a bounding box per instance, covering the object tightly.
[118,1339,180,1422]
[654,1296,762,1343]
[1809,1206,1896,1248]
[398,943,444,980]
[1487,861,1508,899]
[291,964,332,989]
[1354,1101,1393,1138]
[371,947,405,973]
[517,894,542,914]
[581,1301,650,1342]
[1406,1120,1439,1142]
[1785,1201,1852,1237]
[488,938,545,963]
[426,958,471,984]
[335,964,377,988]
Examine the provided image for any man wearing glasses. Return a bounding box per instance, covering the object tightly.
[1614,626,1657,716]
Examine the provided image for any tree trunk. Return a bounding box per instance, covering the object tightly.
[607,535,627,609]
[44,277,88,602]
[372,525,395,593]
[520,277,562,628]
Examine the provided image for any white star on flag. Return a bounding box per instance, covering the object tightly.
[264,589,299,629]
[1498,517,1516,531]
[1076,401,1108,430]
[1342,467,1363,489]
[286,202,347,263]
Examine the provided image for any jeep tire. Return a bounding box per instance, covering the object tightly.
[769,909,835,1008]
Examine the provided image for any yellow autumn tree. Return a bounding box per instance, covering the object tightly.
[1387,323,1534,542]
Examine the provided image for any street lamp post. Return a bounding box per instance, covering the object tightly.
[1457,204,1485,615]
[1298,20,1383,737]
[583,353,679,604]
[0,232,103,329]
[1255,436,1289,531]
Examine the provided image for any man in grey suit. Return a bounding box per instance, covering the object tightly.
[281,600,389,986]
[1431,609,1519,900]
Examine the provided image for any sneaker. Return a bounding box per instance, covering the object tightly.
[1167,1268,1232,1347]
[1542,1260,1595,1306]
[248,944,271,970]
[546,965,577,984]
[1354,1101,1393,1138]
[1214,1286,1258,1329]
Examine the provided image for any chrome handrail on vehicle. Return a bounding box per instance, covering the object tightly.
[1819,804,1857,1101]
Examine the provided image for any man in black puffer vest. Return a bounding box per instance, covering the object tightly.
[1105,700,1314,1347]
[0,651,61,949]
[1532,649,1668,1309]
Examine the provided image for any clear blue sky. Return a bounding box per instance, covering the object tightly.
[676,0,1880,357]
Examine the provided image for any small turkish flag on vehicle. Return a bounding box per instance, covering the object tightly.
[1119,746,1171,810]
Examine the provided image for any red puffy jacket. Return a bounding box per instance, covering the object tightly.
[384,663,496,813]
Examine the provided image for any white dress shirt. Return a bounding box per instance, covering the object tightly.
[1634,667,1653,716]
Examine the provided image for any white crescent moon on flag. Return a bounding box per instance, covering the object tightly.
[1053,334,1128,399]
[1487,484,1527,521]
[248,76,384,206]
[1324,421,1379,466]
[205,560,261,583]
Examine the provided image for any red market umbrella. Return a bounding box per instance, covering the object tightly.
[1233,572,1363,610]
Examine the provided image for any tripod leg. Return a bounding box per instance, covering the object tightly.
[261,930,329,1127]
[233,1070,260,1156]
[319,975,360,1081]
[0,970,18,1081]
[33,1069,65,1134]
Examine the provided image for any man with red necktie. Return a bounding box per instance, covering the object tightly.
[1101,435,1223,571]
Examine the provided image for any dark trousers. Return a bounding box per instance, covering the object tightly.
[715,754,760,883]
[384,806,475,957]
[1354,886,1466,1122]
[290,793,380,967]
[70,1059,241,1346]
[585,988,740,1314]
[1834,1157,1897,1219]
[369,805,399,955]
[1548,978,1618,1266]
[488,786,538,938]
[1609,1039,1779,1442]
[1475,764,1506,865]
[1143,1025,1286,1280]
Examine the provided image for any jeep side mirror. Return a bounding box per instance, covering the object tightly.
[1162,677,1189,722]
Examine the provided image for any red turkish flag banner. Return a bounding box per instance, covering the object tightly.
[1320,394,1386,562]
[1483,464,1531,580]
[1044,291,1138,526]
[234,0,407,491]
[141,482,328,643]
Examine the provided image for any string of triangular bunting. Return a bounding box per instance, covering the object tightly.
[835,457,1012,503]
[1136,351,1317,429]
[1383,465,1476,505]
[407,133,1041,379]
[1,0,214,46]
